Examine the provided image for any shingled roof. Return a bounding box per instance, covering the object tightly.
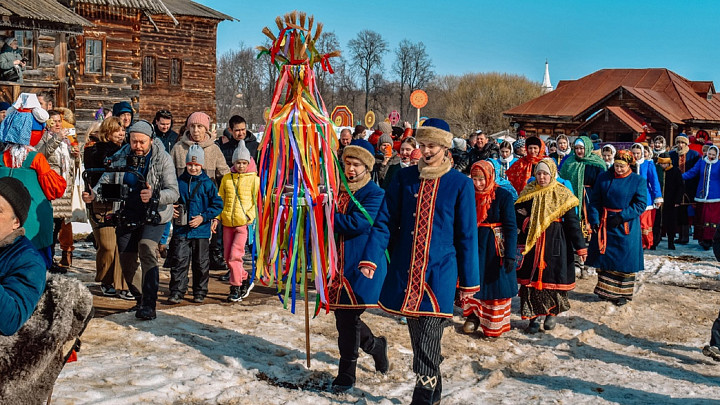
[504,68,720,125]
[0,0,92,33]
[161,0,234,20]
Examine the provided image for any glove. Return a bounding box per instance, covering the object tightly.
[606,215,624,229]
[503,258,516,273]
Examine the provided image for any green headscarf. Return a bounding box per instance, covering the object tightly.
[558,136,607,221]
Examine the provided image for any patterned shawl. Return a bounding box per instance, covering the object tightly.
[558,136,607,220]
[470,161,497,225]
[506,137,546,193]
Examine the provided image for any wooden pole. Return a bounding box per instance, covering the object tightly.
[304,273,311,368]
[416,107,420,128]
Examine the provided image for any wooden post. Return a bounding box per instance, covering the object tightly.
[304,273,311,368]
[669,125,674,148]
[416,108,420,129]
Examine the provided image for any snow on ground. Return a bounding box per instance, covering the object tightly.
[51,240,720,404]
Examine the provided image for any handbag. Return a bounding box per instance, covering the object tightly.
[70,168,88,223]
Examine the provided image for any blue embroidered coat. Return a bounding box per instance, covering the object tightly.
[474,187,518,301]
[682,158,720,202]
[362,166,480,318]
[328,181,388,309]
[586,171,647,273]
[635,159,663,208]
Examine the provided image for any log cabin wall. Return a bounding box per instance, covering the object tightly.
[74,3,141,132]
[139,14,219,132]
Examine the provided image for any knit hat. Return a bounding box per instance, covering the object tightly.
[513,138,526,149]
[4,37,16,46]
[415,118,453,148]
[186,143,205,167]
[452,138,467,150]
[377,121,392,136]
[112,101,133,120]
[378,133,393,147]
[232,139,251,163]
[0,102,11,112]
[0,177,30,226]
[187,112,211,132]
[342,139,375,170]
[127,120,154,138]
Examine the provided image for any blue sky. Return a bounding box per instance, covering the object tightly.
[199,0,720,87]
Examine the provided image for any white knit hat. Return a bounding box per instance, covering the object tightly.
[232,140,251,163]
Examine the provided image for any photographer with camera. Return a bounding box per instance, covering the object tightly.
[0,38,25,83]
[83,120,179,320]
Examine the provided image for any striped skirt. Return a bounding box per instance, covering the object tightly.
[595,270,636,300]
[463,298,512,337]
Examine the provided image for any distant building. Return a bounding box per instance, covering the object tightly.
[541,60,553,94]
[504,68,720,143]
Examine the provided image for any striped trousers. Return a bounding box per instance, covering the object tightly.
[407,316,447,376]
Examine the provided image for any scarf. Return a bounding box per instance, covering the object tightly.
[516,158,579,255]
[506,138,546,193]
[632,143,646,174]
[703,146,719,165]
[602,144,616,168]
[558,136,607,219]
[488,159,518,200]
[418,156,452,180]
[345,172,371,192]
[470,161,497,225]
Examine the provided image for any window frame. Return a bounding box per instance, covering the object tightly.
[84,38,105,75]
[142,55,156,85]
[169,57,182,87]
[14,30,37,69]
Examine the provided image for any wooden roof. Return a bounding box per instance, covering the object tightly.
[76,0,168,13]
[0,0,92,33]
[161,0,234,20]
[505,68,720,125]
[578,106,656,134]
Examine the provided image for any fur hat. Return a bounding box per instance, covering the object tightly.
[0,177,31,226]
[657,152,671,165]
[415,118,453,149]
[127,120,154,138]
[377,121,392,136]
[526,136,542,149]
[342,139,375,170]
[187,112,211,132]
[186,143,205,167]
[232,139,251,163]
[675,135,689,145]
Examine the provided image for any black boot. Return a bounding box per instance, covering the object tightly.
[431,374,442,405]
[411,375,438,405]
[677,225,690,244]
[367,336,389,374]
[668,235,676,250]
[218,270,230,282]
[331,359,356,392]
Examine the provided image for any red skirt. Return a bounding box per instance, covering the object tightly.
[640,209,655,249]
[694,202,720,240]
[463,298,512,337]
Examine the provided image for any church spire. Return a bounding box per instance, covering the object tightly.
[541,59,553,93]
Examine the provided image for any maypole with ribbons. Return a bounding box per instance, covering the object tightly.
[254,11,341,366]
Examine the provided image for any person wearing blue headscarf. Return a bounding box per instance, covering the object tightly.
[487,159,518,201]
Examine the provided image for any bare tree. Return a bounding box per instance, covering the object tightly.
[393,40,434,118]
[347,30,388,114]
[313,31,341,100]
[216,43,266,127]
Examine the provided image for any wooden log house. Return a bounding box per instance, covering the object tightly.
[0,0,232,135]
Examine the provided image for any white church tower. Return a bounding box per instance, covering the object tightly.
[541,59,553,93]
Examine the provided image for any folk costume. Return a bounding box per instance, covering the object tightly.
[652,154,683,250]
[328,139,390,392]
[632,143,663,249]
[463,161,518,338]
[362,118,479,404]
[669,135,700,244]
[496,143,518,180]
[506,136,546,193]
[682,145,720,249]
[558,136,607,239]
[515,159,586,333]
[587,150,647,304]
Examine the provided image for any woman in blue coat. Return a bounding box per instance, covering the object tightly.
[630,143,663,249]
[361,118,479,404]
[328,139,389,392]
[682,145,720,250]
[462,160,518,338]
[587,150,647,306]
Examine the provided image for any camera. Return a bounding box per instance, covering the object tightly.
[20,57,28,63]
[126,154,147,170]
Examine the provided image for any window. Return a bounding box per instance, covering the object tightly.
[85,39,103,74]
[142,55,156,85]
[170,58,182,86]
[14,30,35,68]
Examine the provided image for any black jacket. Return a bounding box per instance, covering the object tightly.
[217,128,260,166]
[155,127,179,153]
[456,143,500,174]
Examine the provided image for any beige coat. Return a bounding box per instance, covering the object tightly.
[170,132,230,184]
[36,132,79,219]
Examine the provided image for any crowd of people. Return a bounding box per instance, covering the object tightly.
[3,89,720,404]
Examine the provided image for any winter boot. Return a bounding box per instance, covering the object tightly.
[59,251,72,267]
[703,345,720,361]
[331,359,357,393]
[580,264,588,279]
[218,270,230,282]
[462,313,480,334]
[525,318,542,334]
[367,336,389,373]
[167,292,183,304]
[668,235,676,250]
[677,225,690,244]
[210,253,228,270]
[544,315,557,330]
[228,286,242,302]
[410,375,438,405]
[48,260,67,274]
[135,305,156,320]
[431,374,442,405]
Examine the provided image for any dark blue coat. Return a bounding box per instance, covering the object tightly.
[474,187,518,300]
[586,171,647,273]
[328,181,388,309]
[362,166,480,318]
[174,170,223,239]
[0,231,47,336]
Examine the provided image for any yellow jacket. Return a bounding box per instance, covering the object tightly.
[218,171,259,227]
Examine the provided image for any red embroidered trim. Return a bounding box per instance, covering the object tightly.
[402,179,439,313]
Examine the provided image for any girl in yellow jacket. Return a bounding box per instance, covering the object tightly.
[212,140,259,302]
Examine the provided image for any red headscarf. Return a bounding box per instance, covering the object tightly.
[506,136,546,193]
[470,161,497,225]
